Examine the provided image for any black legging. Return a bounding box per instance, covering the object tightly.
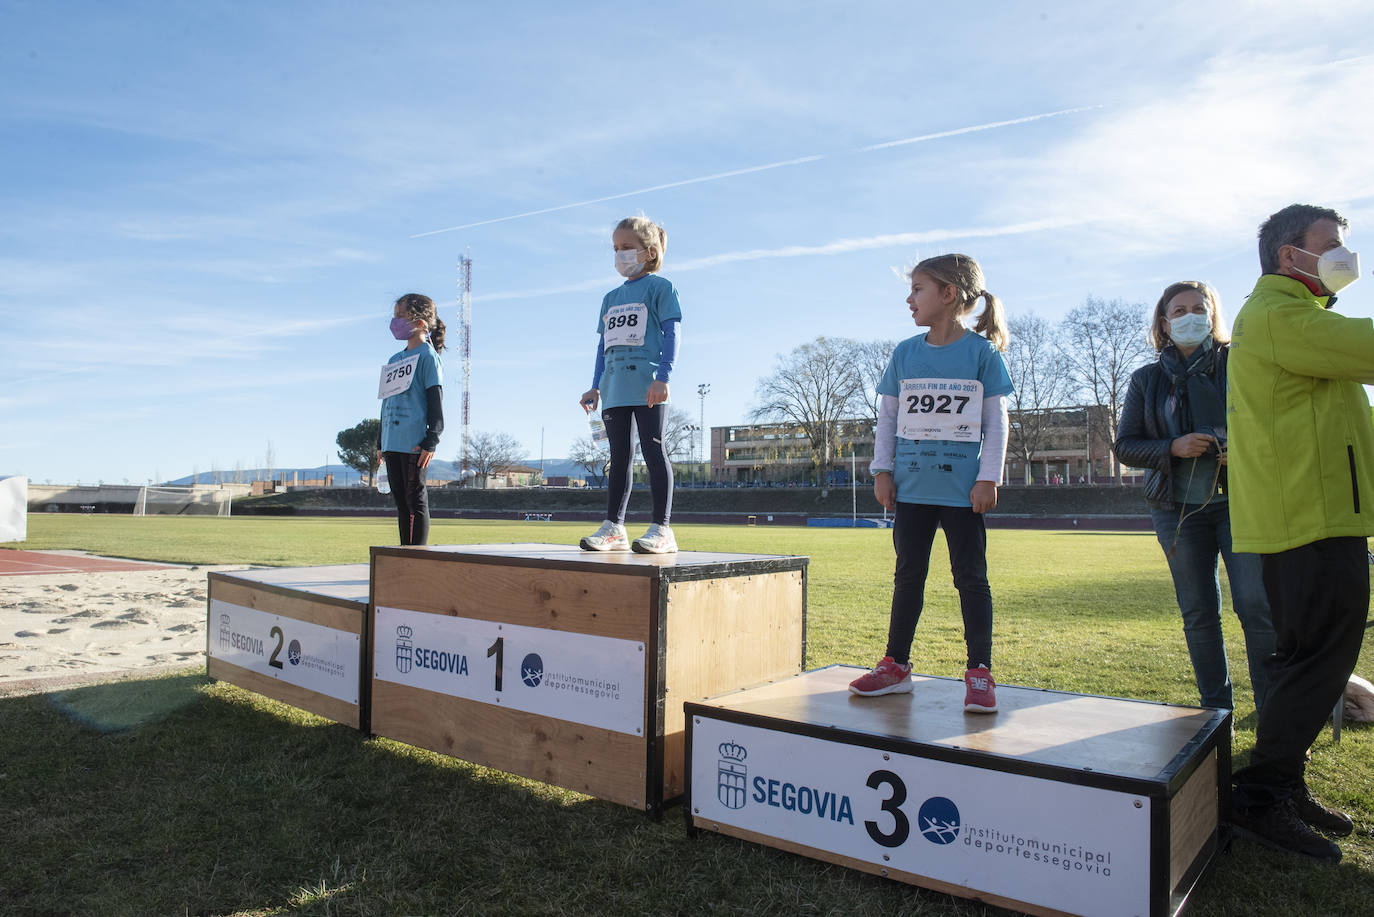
[603,404,673,526]
[383,451,430,546]
[885,501,993,669]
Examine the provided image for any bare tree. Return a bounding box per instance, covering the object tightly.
[849,338,899,425]
[1061,297,1153,483]
[1004,315,1074,484]
[752,336,865,497]
[568,436,609,487]
[461,431,525,484]
[657,405,695,462]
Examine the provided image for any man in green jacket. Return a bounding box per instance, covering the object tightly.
[1227,203,1371,863]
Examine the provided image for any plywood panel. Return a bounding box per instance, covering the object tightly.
[661,570,805,796]
[210,565,371,603]
[701,666,1213,780]
[208,580,364,634]
[371,679,648,808]
[405,543,796,568]
[1169,749,1218,890]
[372,555,651,641]
[209,657,359,728]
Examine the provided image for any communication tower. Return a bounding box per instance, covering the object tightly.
[458,253,473,472]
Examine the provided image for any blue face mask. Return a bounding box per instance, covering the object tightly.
[1168,312,1211,348]
[390,316,417,340]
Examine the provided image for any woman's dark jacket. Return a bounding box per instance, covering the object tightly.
[1112,341,1228,511]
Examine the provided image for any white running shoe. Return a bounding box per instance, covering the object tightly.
[632,523,678,554]
[579,520,629,552]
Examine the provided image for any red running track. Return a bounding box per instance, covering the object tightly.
[0,550,176,576]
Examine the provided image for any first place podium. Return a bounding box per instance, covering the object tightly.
[368,543,808,814]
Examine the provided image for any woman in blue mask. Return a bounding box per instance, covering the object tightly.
[1113,281,1275,715]
[377,293,445,545]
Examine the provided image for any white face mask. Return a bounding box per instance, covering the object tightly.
[1168,312,1211,348]
[1292,244,1361,294]
[614,249,645,278]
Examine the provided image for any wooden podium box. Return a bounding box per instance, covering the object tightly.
[686,665,1229,917]
[368,543,808,814]
[207,565,369,729]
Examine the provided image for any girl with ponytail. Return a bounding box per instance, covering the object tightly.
[376,292,445,545]
[848,254,1013,714]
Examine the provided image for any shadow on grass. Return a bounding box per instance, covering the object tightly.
[48,671,205,732]
[3,674,996,917]
[5,672,1373,917]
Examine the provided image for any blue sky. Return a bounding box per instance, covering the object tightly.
[4,1,1374,484]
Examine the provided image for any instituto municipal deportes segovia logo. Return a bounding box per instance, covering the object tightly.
[919,796,961,844]
[218,613,231,650]
[395,625,414,674]
[521,653,544,687]
[717,742,748,809]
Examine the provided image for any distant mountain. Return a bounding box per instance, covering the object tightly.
[169,458,586,487]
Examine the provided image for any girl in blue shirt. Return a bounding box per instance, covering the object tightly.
[377,293,445,546]
[849,254,1012,713]
[579,216,683,553]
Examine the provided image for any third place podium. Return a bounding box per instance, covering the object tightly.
[686,665,1229,917]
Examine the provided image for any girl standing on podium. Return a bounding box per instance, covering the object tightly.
[849,254,1012,712]
[579,216,683,554]
[377,293,445,546]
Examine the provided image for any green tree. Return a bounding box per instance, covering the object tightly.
[336,419,382,486]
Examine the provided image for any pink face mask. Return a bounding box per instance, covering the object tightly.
[390,316,418,340]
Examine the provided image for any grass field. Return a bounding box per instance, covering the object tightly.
[3,515,1372,916]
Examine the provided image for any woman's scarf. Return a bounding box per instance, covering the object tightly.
[1159,337,1226,441]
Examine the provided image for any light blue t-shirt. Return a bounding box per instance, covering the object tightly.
[877,331,1013,507]
[380,342,443,452]
[594,273,683,409]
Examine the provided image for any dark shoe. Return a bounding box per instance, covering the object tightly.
[1293,786,1354,838]
[1231,798,1342,863]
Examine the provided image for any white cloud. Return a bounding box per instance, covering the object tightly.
[992,52,1374,254]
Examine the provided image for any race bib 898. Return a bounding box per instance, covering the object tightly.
[897,378,983,442]
[602,302,647,348]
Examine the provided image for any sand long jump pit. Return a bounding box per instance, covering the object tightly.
[0,550,248,696]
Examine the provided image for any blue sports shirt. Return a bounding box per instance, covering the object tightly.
[380,342,443,452]
[877,331,1013,507]
[593,273,683,409]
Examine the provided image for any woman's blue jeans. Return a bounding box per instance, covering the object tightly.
[1151,501,1275,712]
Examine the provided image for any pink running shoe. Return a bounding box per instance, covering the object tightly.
[849,656,913,696]
[964,666,998,713]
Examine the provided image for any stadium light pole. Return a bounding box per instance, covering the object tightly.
[685,424,699,486]
[851,444,857,525]
[697,383,710,483]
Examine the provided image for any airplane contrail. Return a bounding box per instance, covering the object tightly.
[410,105,1102,239]
[474,217,1085,303]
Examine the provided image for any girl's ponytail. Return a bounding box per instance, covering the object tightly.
[973,291,1008,352]
[429,315,447,353]
[911,253,1009,351]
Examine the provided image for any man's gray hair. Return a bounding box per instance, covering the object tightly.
[1258,204,1348,274]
